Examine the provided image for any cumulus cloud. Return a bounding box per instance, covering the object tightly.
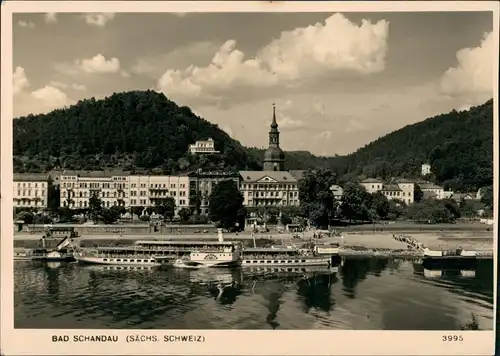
[18,20,35,28]
[83,13,115,27]
[14,66,30,94]
[441,31,494,96]
[44,12,57,23]
[13,69,74,116]
[157,13,389,104]
[76,54,120,73]
[50,81,87,92]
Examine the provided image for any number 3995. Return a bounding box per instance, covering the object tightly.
[442,335,463,342]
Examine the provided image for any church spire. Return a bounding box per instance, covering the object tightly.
[271,103,278,129]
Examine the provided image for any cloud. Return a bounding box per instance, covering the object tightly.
[157,13,389,105]
[120,70,131,78]
[50,81,87,92]
[30,86,73,109]
[76,54,120,73]
[440,32,494,97]
[13,67,30,94]
[18,20,35,28]
[44,12,57,23]
[83,13,115,27]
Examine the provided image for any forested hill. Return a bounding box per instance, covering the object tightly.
[339,99,493,191]
[13,90,263,174]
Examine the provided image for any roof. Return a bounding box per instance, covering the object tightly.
[134,240,235,246]
[59,170,130,178]
[419,183,443,190]
[289,170,307,180]
[451,193,475,200]
[14,173,49,182]
[423,191,438,199]
[243,247,299,253]
[382,184,402,191]
[239,171,297,183]
[361,178,383,183]
[394,178,414,183]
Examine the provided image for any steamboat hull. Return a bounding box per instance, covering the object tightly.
[75,255,162,267]
[422,256,478,270]
[241,257,332,267]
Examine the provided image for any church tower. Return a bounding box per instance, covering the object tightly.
[263,103,285,171]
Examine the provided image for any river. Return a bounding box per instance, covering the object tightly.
[14,258,494,330]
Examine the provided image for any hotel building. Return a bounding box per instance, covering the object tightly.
[13,173,50,209]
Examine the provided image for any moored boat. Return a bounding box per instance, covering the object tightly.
[241,247,333,267]
[14,236,76,262]
[422,248,478,269]
[74,248,163,266]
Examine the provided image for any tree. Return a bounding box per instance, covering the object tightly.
[130,206,144,218]
[209,179,244,231]
[178,207,191,222]
[298,168,338,228]
[162,197,176,221]
[370,191,390,220]
[47,184,60,212]
[413,184,424,203]
[460,199,477,220]
[101,207,121,224]
[339,182,371,223]
[88,193,102,223]
[480,185,493,209]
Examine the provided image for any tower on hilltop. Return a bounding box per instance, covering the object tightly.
[263,103,285,171]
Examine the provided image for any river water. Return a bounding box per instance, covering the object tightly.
[14,258,494,330]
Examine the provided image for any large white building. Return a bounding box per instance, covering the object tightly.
[188,138,220,155]
[360,178,415,204]
[13,173,50,209]
[419,182,445,200]
[239,171,299,207]
[59,171,129,210]
[360,178,383,194]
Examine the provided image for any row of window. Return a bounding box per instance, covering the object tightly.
[15,182,46,188]
[15,190,46,197]
[129,199,188,206]
[247,191,298,197]
[248,200,300,206]
[241,184,297,190]
[62,191,126,198]
[244,260,307,264]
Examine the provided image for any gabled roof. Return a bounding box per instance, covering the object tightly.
[59,170,130,178]
[394,178,414,183]
[361,178,383,183]
[239,170,297,183]
[382,184,402,191]
[420,183,443,190]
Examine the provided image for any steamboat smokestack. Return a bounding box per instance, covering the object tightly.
[217,228,224,242]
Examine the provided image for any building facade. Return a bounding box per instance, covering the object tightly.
[188,138,219,155]
[194,171,241,215]
[13,173,50,209]
[128,175,196,214]
[421,163,431,176]
[263,104,286,171]
[360,178,383,194]
[394,178,415,204]
[239,171,299,207]
[419,182,444,200]
[59,171,129,209]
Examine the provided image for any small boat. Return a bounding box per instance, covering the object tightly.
[422,248,478,269]
[14,236,76,262]
[14,248,32,261]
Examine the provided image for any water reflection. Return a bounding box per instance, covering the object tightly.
[13,258,494,330]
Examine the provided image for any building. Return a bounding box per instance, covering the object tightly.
[193,171,241,215]
[59,170,130,209]
[419,182,444,200]
[451,192,476,202]
[381,184,404,201]
[360,178,383,194]
[128,175,196,215]
[239,171,299,207]
[13,173,50,209]
[394,178,415,204]
[188,138,219,155]
[263,104,286,171]
[329,184,343,200]
[421,163,431,176]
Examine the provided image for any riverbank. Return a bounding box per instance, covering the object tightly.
[13,229,494,258]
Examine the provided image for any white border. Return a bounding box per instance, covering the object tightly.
[1,2,498,355]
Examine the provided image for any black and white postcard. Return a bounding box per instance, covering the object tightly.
[1,1,498,355]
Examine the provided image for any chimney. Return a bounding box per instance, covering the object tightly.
[217,228,224,242]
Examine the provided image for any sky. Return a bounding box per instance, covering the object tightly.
[12,11,495,155]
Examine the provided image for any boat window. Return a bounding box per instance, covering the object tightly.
[103,259,108,261]
[123,259,128,262]
[294,260,299,263]
[137,260,141,262]
[130,260,135,262]
[301,260,306,263]
[260,261,264,263]
[245,261,250,263]
[287,261,292,263]
[273,260,278,263]
[280,260,285,263]
[117,259,121,261]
